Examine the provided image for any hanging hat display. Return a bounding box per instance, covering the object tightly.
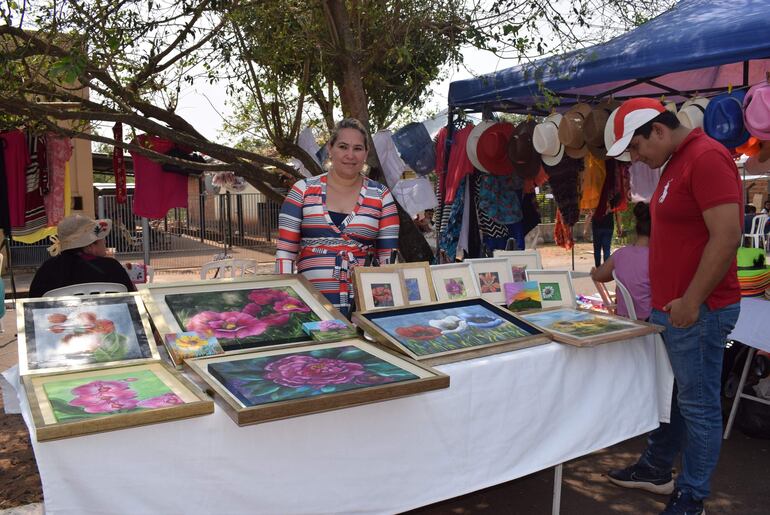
[743,82,770,139]
[704,90,751,149]
[584,98,620,159]
[467,121,516,175]
[392,122,436,176]
[558,103,592,159]
[663,101,678,115]
[507,119,540,179]
[532,113,564,166]
[677,97,710,129]
[466,120,495,172]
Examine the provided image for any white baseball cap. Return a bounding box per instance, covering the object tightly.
[606,98,667,157]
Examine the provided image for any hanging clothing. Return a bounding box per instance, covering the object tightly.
[579,153,606,210]
[609,161,631,213]
[1,130,30,229]
[390,177,437,217]
[275,174,399,316]
[629,161,662,202]
[439,177,466,262]
[43,133,72,227]
[129,135,188,219]
[554,209,574,250]
[477,173,523,225]
[373,130,408,189]
[443,124,475,204]
[13,133,48,237]
[113,123,127,203]
[0,140,10,234]
[544,156,583,226]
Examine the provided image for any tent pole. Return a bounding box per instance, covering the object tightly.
[1,235,18,300]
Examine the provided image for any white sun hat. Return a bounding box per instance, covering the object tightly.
[532,113,564,166]
[47,214,112,256]
[677,97,710,129]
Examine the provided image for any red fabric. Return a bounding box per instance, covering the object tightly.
[435,126,447,173]
[43,134,72,226]
[113,123,127,204]
[1,130,30,227]
[649,129,742,311]
[554,210,574,250]
[129,134,188,218]
[444,124,475,204]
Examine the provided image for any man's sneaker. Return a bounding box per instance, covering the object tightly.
[660,488,705,515]
[607,462,675,495]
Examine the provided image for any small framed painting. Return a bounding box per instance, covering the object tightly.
[525,270,576,309]
[142,275,355,352]
[520,307,662,347]
[394,262,436,306]
[504,281,543,312]
[493,250,542,279]
[186,338,449,426]
[17,293,160,376]
[467,258,514,305]
[429,263,480,302]
[352,266,408,312]
[22,362,214,441]
[353,298,549,365]
[163,332,224,368]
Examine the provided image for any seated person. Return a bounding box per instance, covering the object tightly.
[590,202,651,320]
[744,204,757,234]
[29,214,136,297]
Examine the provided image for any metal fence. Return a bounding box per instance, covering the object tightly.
[8,192,283,271]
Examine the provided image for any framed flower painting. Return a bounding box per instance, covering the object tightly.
[17,293,160,376]
[142,276,355,352]
[467,257,514,305]
[186,339,449,425]
[520,307,662,347]
[352,266,408,312]
[524,270,577,309]
[429,263,480,302]
[353,298,549,365]
[22,362,213,441]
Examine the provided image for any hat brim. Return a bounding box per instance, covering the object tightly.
[565,144,588,159]
[607,133,633,157]
[59,218,112,252]
[541,144,565,166]
[466,121,496,173]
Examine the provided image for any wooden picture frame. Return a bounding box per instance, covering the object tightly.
[353,298,549,365]
[141,275,355,352]
[520,307,662,347]
[17,292,161,376]
[22,362,214,441]
[393,262,436,306]
[467,257,514,305]
[186,338,449,426]
[429,263,480,301]
[352,266,408,312]
[525,270,577,309]
[493,250,542,281]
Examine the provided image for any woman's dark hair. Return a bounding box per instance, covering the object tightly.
[329,118,369,150]
[633,110,680,139]
[634,202,651,237]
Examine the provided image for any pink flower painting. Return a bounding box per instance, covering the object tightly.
[187,311,270,339]
[264,355,366,388]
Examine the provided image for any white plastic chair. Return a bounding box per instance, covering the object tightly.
[744,214,768,249]
[612,269,637,321]
[200,258,257,280]
[43,282,128,297]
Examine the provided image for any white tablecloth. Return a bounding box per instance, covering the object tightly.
[729,297,770,353]
[6,336,661,515]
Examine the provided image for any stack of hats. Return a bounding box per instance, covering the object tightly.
[737,247,770,297]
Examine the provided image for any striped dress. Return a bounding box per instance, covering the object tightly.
[275,174,400,315]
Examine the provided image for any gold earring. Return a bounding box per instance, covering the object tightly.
[323,159,332,171]
[361,163,370,175]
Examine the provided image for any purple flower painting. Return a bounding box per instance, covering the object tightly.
[207,346,418,407]
[165,286,321,351]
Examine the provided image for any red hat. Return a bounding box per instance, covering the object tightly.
[606,98,666,157]
[468,122,516,175]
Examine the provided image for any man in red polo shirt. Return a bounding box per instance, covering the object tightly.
[603,98,742,515]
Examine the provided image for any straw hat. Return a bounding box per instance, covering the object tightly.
[507,119,540,179]
[471,121,516,175]
[558,103,592,159]
[677,97,710,129]
[533,113,564,166]
[48,214,112,256]
[584,99,620,159]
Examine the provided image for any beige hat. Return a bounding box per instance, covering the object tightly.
[585,99,621,159]
[48,214,112,256]
[559,103,592,159]
[677,97,710,129]
[533,113,565,166]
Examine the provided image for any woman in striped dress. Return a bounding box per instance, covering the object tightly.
[275,119,400,316]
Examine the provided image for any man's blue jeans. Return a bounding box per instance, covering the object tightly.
[639,303,740,500]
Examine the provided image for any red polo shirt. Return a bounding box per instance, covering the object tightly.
[649,129,742,311]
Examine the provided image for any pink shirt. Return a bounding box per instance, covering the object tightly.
[612,245,651,321]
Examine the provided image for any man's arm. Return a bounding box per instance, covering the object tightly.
[664,202,741,327]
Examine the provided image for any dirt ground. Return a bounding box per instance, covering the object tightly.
[1,243,768,514]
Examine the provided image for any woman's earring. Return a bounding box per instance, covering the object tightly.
[323,158,332,171]
[361,163,370,175]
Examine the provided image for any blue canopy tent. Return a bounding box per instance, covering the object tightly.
[448,0,770,115]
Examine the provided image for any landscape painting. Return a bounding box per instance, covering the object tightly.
[505,281,543,312]
[520,308,658,346]
[361,302,541,357]
[164,286,321,351]
[207,345,419,407]
[20,295,156,374]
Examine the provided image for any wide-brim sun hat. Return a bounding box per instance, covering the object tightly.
[704,90,751,149]
[743,82,770,139]
[506,119,540,179]
[533,113,564,166]
[49,214,112,256]
[677,97,710,130]
[466,120,496,172]
[558,103,592,159]
[474,121,516,175]
[606,97,667,158]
